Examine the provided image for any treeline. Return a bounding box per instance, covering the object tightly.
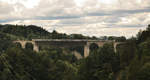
[0,24,150,80]
[0,24,126,41]
[0,24,96,40]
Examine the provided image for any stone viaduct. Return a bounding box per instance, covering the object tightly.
[13,39,123,58]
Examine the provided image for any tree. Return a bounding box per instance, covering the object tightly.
[89,43,99,52]
[78,43,119,80]
[136,63,150,80]
[25,43,33,50]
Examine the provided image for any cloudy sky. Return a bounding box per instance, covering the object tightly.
[0,0,150,38]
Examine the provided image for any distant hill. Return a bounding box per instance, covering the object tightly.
[0,24,95,40]
[0,24,51,40]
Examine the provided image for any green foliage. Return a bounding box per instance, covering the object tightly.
[118,24,150,80]
[108,36,126,42]
[120,69,128,80]
[78,43,119,80]
[127,58,142,80]
[0,24,51,40]
[0,32,13,52]
[117,40,137,68]
[89,43,99,52]
[0,24,98,40]
[137,24,150,44]
[0,47,78,80]
[70,34,91,39]
[139,39,150,57]
[136,63,150,80]
[25,43,33,50]
[39,47,77,63]
[1,24,150,80]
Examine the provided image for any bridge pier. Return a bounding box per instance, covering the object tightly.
[84,42,90,58]
[20,42,26,49]
[113,42,123,53]
[114,43,117,53]
[33,43,39,52]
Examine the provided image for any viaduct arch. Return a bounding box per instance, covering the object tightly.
[13,39,124,58]
[14,41,39,52]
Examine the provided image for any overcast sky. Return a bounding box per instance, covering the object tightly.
[0,0,150,38]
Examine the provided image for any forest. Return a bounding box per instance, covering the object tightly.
[0,24,150,80]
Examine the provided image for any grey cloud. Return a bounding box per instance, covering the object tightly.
[34,15,81,20]
[106,23,145,28]
[114,7,150,14]
[87,7,150,17]
[115,24,145,28]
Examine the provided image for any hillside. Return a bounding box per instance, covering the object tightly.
[0,24,95,40]
[0,24,150,80]
[0,24,51,40]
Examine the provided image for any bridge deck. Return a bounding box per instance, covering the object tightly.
[32,39,112,42]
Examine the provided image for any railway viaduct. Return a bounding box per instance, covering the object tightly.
[13,39,123,58]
